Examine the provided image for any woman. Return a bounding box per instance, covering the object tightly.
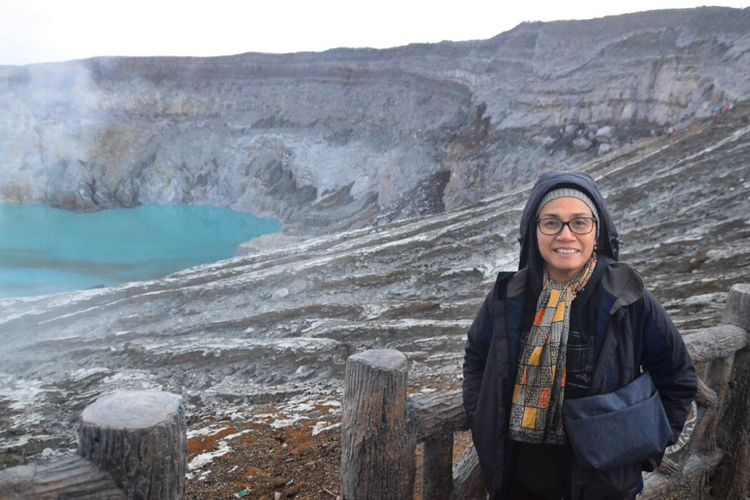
[462,171,697,499]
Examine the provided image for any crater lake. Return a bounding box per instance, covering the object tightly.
[0,203,282,298]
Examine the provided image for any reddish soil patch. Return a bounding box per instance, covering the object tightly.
[185,406,473,499]
[185,379,468,499]
[186,413,341,499]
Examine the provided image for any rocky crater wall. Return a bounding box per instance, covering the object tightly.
[1,100,748,468]
[0,7,748,232]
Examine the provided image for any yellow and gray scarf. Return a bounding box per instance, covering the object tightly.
[509,254,597,444]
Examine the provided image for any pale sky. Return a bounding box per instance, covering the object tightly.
[1,0,748,66]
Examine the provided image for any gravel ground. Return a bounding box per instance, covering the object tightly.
[185,403,342,500]
[185,378,471,500]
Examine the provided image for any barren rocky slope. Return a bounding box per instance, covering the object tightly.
[1,7,749,231]
[1,101,748,467]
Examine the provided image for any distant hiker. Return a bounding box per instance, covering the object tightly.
[462,171,697,499]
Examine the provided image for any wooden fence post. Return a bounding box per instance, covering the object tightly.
[341,349,415,499]
[451,444,485,500]
[423,434,453,499]
[696,355,734,452]
[78,390,186,500]
[712,284,750,498]
[723,283,750,331]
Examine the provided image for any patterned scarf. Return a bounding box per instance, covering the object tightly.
[509,254,597,444]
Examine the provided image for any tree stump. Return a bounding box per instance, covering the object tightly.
[341,349,415,499]
[78,390,186,500]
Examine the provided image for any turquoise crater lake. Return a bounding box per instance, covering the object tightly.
[0,203,282,299]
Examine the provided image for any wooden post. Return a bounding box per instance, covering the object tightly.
[695,355,734,452]
[451,444,485,500]
[423,434,453,499]
[712,284,750,498]
[78,390,186,500]
[341,349,415,500]
[723,283,750,331]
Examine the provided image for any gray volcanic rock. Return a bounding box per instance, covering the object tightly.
[1,100,749,465]
[1,7,749,231]
[596,126,615,143]
[573,137,594,151]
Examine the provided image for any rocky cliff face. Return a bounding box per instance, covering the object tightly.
[1,7,749,231]
[1,98,749,464]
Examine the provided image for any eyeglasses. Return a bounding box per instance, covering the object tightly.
[536,217,597,235]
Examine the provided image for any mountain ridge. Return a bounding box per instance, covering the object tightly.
[1,7,749,231]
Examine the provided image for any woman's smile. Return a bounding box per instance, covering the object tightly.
[537,197,597,283]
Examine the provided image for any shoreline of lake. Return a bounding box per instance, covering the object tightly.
[0,202,282,299]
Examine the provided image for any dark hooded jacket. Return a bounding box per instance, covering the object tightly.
[462,171,698,499]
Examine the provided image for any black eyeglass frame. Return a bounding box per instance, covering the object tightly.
[536,216,598,236]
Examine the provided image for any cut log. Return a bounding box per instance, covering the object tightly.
[78,390,186,500]
[0,455,125,499]
[341,349,415,500]
[409,389,465,441]
[682,324,747,363]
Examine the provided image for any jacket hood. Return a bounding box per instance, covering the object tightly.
[518,171,621,288]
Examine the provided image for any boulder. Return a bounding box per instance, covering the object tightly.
[596,126,615,143]
[573,137,593,151]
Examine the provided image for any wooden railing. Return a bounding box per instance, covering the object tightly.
[0,391,186,499]
[340,283,750,500]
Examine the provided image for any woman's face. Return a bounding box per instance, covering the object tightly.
[536,196,597,283]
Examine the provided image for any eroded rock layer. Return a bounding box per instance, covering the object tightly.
[1,7,749,230]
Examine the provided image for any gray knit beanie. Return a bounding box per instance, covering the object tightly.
[537,187,599,236]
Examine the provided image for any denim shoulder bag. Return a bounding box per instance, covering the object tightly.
[563,371,673,470]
